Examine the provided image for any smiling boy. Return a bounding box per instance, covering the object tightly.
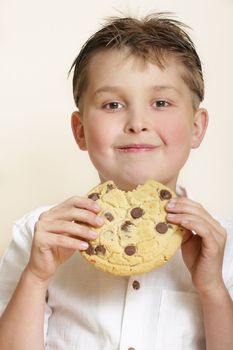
[71,50,207,192]
[0,13,233,350]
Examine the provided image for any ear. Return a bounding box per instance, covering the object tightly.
[191,108,209,149]
[71,111,87,150]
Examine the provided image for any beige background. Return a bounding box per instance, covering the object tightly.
[0,0,233,256]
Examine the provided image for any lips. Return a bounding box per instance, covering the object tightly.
[116,144,157,152]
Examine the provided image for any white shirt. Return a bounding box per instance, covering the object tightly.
[0,206,233,350]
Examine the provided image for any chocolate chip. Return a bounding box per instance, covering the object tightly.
[121,220,133,232]
[104,212,114,222]
[155,222,168,234]
[106,183,115,192]
[130,207,144,219]
[132,280,140,290]
[124,245,136,256]
[95,245,106,255]
[88,192,100,201]
[160,189,172,200]
[85,244,95,255]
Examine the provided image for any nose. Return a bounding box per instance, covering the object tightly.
[124,108,150,134]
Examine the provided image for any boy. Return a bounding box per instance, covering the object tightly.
[0,13,233,350]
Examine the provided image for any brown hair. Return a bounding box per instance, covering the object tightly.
[69,13,204,109]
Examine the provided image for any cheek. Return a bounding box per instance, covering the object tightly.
[84,111,121,151]
[85,125,116,177]
[162,116,192,147]
[161,118,193,165]
[84,122,114,154]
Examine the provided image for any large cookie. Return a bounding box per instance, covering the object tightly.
[80,180,184,276]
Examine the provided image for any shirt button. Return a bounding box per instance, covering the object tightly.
[132,280,140,290]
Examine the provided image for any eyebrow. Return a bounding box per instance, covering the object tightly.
[94,85,179,96]
[94,86,122,96]
[151,85,179,93]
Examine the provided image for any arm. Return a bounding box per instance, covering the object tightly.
[0,196,103,350]
[166,197,233,350]
[0,267,48,350]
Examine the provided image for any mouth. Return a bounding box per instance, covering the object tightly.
[116,144,158,153]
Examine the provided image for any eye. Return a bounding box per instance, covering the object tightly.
[153,100,170,108]
[103,101,124,110]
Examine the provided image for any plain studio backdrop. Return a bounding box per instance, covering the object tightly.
[0,0,232,256]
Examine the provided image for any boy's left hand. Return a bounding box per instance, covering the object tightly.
[166,197,227,295]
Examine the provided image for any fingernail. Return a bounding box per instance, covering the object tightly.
[93,203,100,211]
[96,216,104,225]
[166,202,175,209]
[89,230,98,239]
[80,242,89,249]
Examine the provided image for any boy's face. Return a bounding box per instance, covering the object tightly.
[72,49,208,191]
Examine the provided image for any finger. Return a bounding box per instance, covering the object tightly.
[35,220,98,241]
[167,213,224,250]
[39,231,90,251]
[166,197,222,233]
[64,207,104,226]
[61,196,101,212]
[166,197,208,216]
[40,207,104,226]
[72,208,104,227]
[40,196,101,220]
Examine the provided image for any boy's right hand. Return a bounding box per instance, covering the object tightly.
[26,196,104,283]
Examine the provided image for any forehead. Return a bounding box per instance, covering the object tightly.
[86,49,189,95]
